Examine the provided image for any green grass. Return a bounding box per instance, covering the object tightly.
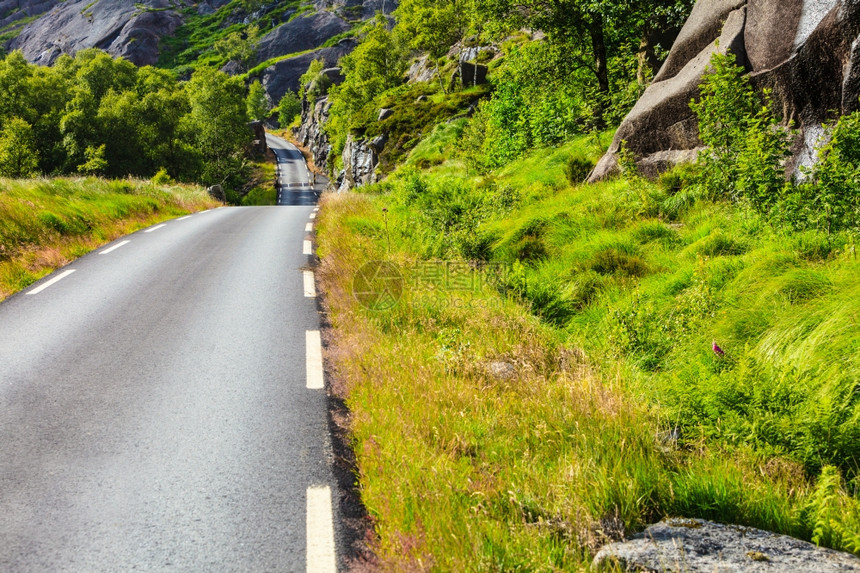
[316,133,860,568]
[0,177,217,299]
[156,0,302,72]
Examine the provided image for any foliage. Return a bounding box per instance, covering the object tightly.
[691,51,858,237]
[317,143,860,567]
[326,14,407,155]
[213,24,259,72]
[0,117,38,177]
[298,58,327,100]
[690,52,792,212]
[276,90,302,127]
[0,49,252,193]
[246,79,269,121]
[797,113,860,236]
[184,67,251,188]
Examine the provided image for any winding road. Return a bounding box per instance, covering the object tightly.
[267,133,322,206]
[0,143,341,571]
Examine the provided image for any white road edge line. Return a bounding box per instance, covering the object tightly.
[303,240,313,256]
[306,330,324,390]
[27,269,75,295]
[177,215,193,221]
[99,240,131,255]
[304,270,316,298]
[144,224,167,233]
[305,222,314,233]
[309,212,316,220]
[306,485,336,573]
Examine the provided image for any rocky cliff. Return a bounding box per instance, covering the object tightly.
[8,0,187,66]
[0,0,59,33]
[592,0,860,180]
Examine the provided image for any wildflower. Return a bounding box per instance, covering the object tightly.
[712,340,725,356]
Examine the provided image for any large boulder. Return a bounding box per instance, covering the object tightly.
[255,12,351,63]
[594,518,860,572]
[296,96,334,168]
[8,0,183,66]
[591,0,860,181]
[338,134,379,191]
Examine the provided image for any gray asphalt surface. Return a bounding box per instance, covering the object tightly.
[267,134,321,206]
[0,202,339,571]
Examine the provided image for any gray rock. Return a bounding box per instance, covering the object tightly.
[594,518,860,572]
[592,0,860,181]
[369,133,388,151]
[260,39,356,105]
[486,361,516,381]
[591,3,746,180]
[0,0,59,31]
[337,134,378,191]
[406,55,437,83]
[377,108,394,121]
[255,12,350,63]
[9,0,182,66]
[296,95,332,168]
[207,184,225,202]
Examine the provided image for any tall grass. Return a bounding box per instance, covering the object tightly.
[317,152,860,569]
[0,177,217,299]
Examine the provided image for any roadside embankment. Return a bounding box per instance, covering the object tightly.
[0,177,218,300]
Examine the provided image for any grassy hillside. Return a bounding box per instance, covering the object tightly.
[316,134,860,569]
[0,177,217,300]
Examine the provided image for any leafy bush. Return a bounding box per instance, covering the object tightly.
[691,52,791,212]
[591,247,648,277]
[564,155,595,186]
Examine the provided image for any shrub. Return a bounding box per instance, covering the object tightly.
[591,247,648,277]
[564,155,595,186]
[151,167,174,185]
[691,52,791,213]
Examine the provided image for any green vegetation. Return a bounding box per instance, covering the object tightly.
[156,0,301,73]
[0,177,217,300]
[317,120,860,566]
[0,49,252,192]
[246,79,270,121]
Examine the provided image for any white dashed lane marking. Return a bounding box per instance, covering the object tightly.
[27,269,76,296]
[99,240,131,255]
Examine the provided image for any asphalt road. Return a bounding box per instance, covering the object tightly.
[267,134,321,206]
[0,199,340,569]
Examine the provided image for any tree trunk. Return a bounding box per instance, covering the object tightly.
[589,13,610,128]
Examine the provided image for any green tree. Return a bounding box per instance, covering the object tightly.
[327,14,406,152]
[299,58,326,100]
[0,117,39,177]
[246,80,269,121]
[395,0,467,92]
[214,26,259,72]
[183,67,251,188]
[277,90,302,126]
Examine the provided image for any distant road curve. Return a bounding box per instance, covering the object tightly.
[267,133,321,206]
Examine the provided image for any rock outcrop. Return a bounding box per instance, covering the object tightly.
[0,0,59,32]
[591,0,860,181]
[255,12,351,63]
[337,134,380,191]
[297,96,333,168]
[594,518,860,572]
[8,0,184,66]
[260,39,356,105]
